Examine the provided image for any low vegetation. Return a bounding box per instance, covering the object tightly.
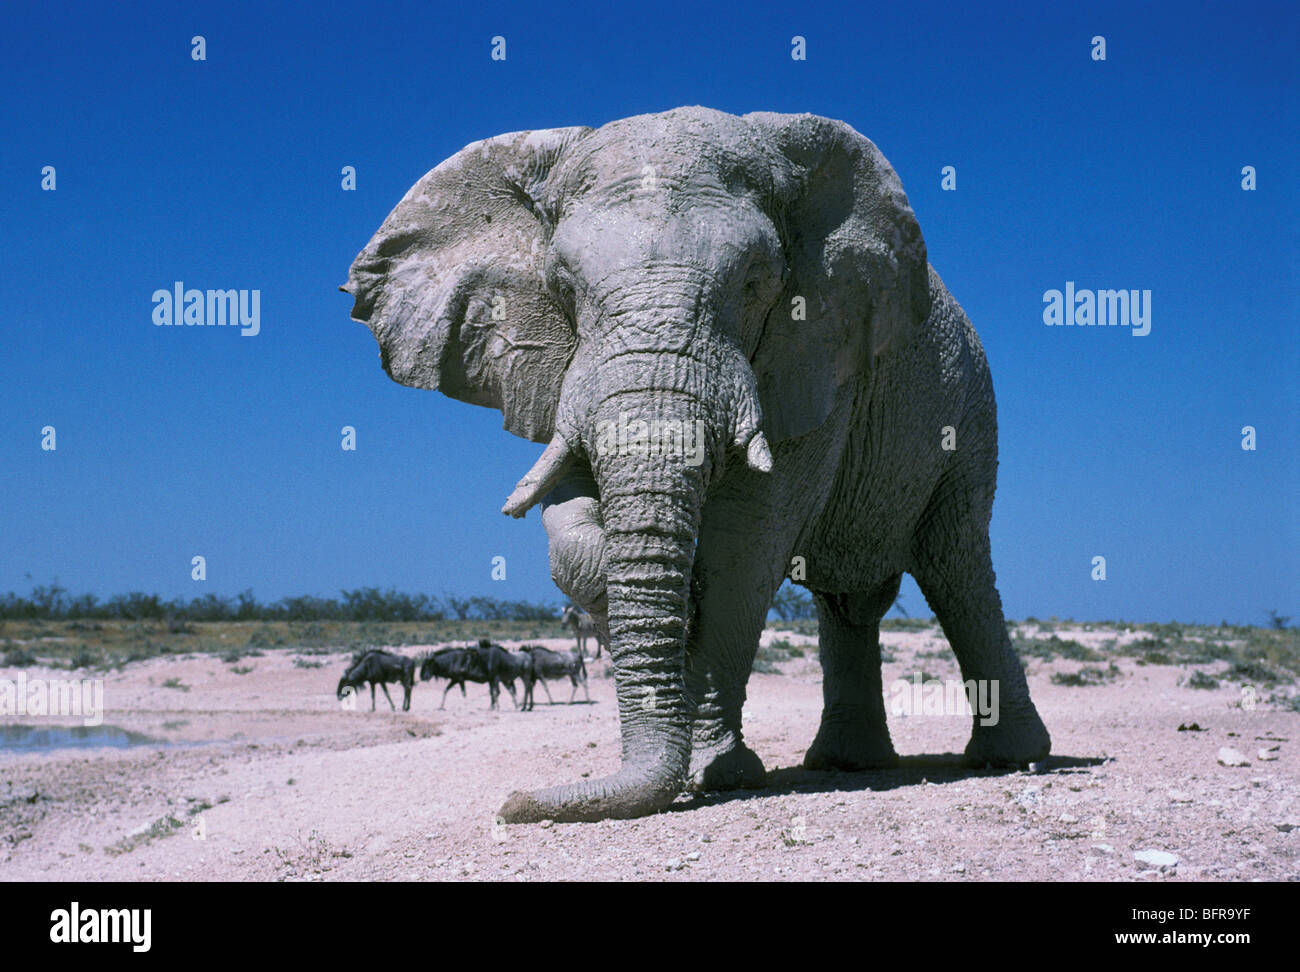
[752,638,808,673]
[0,580,1293,695]
[0,618,575,671]
[0,582,559,624]
[1051,662,1122,687]
[1012,635,1103,663]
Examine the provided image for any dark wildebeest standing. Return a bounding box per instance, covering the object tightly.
[476,639,533,710]
[419,641,523,710]
[518,644,589,710]
[337,649,417,712]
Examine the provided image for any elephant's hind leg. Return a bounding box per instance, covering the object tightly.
[910,515,1050,766]
[803,581,902,771]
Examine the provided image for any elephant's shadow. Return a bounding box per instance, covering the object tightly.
[672,754,1106,811]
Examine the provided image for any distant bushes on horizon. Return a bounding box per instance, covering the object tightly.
[0,581,558,623]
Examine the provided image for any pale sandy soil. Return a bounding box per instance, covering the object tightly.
[2,626,1297,881]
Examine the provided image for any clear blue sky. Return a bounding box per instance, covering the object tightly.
[2,0,1296,624]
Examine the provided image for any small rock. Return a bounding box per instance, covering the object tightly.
[1274,819,1300,833]
[664,858,683,871]
[1258,748,1280,762]
[684,851,700,862]
[1217,747,1250,767]
[1167,790,1193,803]
[951,862,966,873]
[538,819,554,829]
[1058,813,1079,824]
[1134,849,1180,869]
[1091,843,1114,855]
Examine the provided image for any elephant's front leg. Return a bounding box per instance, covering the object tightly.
[683,479,786,792]
[803,582,902,770]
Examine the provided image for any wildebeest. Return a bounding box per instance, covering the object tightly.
[337,649,417,712]
[560,604,609,659]
[419,641,522,710]
[518,644,589,710]
[476,639,533,710]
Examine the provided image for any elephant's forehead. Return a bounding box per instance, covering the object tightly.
[562,110,773,185]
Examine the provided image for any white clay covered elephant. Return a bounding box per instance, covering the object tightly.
[343,107,1051,822]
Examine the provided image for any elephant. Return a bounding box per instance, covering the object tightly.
[343,106,1051,823]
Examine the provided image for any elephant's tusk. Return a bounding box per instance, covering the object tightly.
[502,434,577,518]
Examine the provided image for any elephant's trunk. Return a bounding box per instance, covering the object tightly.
[499,332,768,822]
[499,392,705,822]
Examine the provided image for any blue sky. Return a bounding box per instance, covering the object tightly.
[2,0,1296,624]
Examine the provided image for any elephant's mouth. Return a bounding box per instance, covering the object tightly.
[341,275,382,330]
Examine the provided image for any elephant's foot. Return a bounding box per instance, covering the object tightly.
[498,764,684,824]
[804,721,899,771]
[687,742,767,792]
[963,706,1050,768]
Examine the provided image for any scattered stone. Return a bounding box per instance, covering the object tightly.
[1177,722,1206,732]
[684,851,700,862]
[1167,790,1193,804]
[1058,813,1079,824]
[664,858,684,871]
[1134,849,1179,870]
[1217,747,1250,767]
[1274,819,1300,834]
[1257,746,1280,762]
[1091,843,1115,855]
[538,819,554,829]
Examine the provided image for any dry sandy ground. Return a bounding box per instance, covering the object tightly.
[2,626,1297,881]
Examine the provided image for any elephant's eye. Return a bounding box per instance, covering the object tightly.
[546,259,578,313]
[374,229,422,261]
[743,261,779,303]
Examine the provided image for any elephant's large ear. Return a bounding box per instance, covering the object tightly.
[345,126,593,443]
[743,112,931,443]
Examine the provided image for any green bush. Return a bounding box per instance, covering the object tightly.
[2,645,38,667]
[1013,635,1101,663]
[1051,662,1121,687]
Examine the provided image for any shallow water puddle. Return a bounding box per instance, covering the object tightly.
[0,724,164,753]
